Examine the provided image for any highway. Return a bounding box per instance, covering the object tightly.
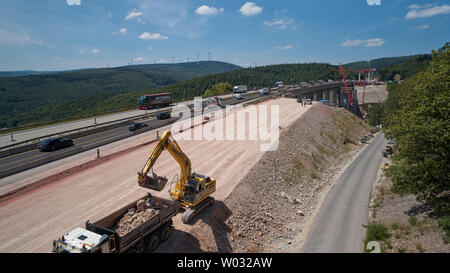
[300,133,386,253]
[0,92,265,178]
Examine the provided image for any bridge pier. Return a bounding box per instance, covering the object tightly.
[329,89,335,106]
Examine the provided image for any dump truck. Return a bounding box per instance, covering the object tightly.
[52,193,179,253]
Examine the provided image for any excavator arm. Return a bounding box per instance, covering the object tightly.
[137,130,191,195]
[137,130,216,223]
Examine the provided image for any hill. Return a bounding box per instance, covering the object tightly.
[0,70,60,77]
[2,63,341,128]
[0,61,241,128]
[344,54,430,70]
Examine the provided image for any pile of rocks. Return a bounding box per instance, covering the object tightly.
[115,198,158,236]
[223,105,370,252]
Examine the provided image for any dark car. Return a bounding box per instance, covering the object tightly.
[37,137,73,152]
[156,112,171,120]
[129,122,148,131]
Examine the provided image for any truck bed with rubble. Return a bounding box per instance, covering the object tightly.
[52,193,178,253]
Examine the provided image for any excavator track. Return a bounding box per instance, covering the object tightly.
[181,197,215,224]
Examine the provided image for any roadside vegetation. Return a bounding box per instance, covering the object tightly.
[364,222,391,253]
[366,43,450,248]
[203,83,233,97]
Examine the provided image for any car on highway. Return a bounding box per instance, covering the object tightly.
[156,112,171,120]
[129,122,149,131]
[259,88,269,95]
[235,93,244,100]
[37,137,73,152]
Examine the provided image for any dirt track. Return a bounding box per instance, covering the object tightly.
[0,98,312,253]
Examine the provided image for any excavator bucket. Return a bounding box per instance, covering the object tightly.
[138,172,168,191]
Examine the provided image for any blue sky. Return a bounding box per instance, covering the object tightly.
[0,0,449,70]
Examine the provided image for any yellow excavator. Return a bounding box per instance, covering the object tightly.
[137,130,216,223]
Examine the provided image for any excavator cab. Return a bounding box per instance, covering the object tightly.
[184,180,198,205]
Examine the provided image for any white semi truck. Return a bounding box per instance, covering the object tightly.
[233,85,247,93]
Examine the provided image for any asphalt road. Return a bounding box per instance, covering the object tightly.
[0,117,178,174]
[0,92,265,178]
[300,133,386,253]
[0,92,258,147]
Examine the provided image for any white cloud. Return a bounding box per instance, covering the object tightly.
[77,49,84,54]
[405,4,450,19]
[92,48,99,54]
[239,2,263,16]
[275,45,293,50]
[113,28,127,35]
[196,5,224,15]
[0,28,43,47]
[415,24,430,30]
[66,0,81,6]
[139,32,168,40]
[264,18,294,30]
[341,38,385,47]
[147,45,153,51]
[125,11,143,20]
[52,56,61,60]
[365,38,385,47]
[341,39,364,47]
[134,57,148,62]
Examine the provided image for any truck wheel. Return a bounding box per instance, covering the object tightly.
[146,232,160,252]
[160,224,173,242]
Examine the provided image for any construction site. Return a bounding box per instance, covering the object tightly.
[0,83,388,253]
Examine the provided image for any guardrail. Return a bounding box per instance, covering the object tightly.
[0,107,187,154]
[0,118,177,178]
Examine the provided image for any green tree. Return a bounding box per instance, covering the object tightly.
[203,82,233,97]
[384,43,450,215]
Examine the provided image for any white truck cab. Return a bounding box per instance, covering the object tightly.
[52,227,109,253]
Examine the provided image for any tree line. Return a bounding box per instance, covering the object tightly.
[1,63,341,128]
[370,43,449,238]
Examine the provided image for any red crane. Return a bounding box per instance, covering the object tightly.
[336,64,375,112]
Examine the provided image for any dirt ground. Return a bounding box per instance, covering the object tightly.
[160,105,372,253]
[0,97,312,253]
[368,169,450,253]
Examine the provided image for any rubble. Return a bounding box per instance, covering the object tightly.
[115,197,159,236]
[221,105,371,252]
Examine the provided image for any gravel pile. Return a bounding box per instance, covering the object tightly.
[115,198,159,236]
[223,105,370,252]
